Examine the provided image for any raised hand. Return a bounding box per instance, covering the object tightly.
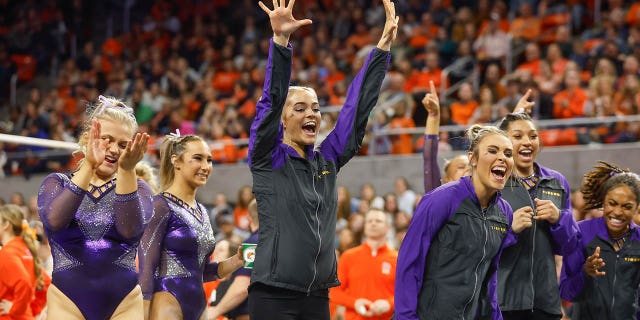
[376,0,399,51]
[513,89,535,115]
[422,80,440,117]
[584,246,606,277]
[258,0,312,46]
[118,132,150,171]
[533,198,560,224]
[86,118,108,170]
[512,206,534,233]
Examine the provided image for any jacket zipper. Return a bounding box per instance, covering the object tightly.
[307,169,322,295]
[529,194,536,310]
[463,207,489,317]
[611,252,619,317]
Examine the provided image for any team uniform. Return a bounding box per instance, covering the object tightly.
[498,164,579,318]
[247,39,389,298]
[395,176,516,320]
[37,173,153,320]
[560,218,640,319]
[140,192,217,320]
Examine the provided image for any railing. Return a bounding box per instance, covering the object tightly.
[372,114,640,136]
[440,56,478,101]
[3,115,639,159]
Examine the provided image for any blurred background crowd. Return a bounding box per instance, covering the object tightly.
[1,0,640,179]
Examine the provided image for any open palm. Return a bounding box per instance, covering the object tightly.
[86,119,108,169]
[259,0,312,38]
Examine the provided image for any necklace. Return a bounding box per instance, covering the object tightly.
[611,230,631,252]
[518,172,538,189]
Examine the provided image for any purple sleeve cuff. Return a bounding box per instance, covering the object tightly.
[114,190,139,202]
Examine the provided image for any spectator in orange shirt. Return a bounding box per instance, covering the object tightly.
[409,12,439,49]
[346,22,373,50]
[450,82,478,125]
[509,2,541,42]
[626,2,640,27]
[546,43,568,78]
[553,69,589,118]
[233,186,254,231]
[0,204,44,320]
[517,42,542,78]
[482,62,507,102]
[406,52,448,94]
[212,59,241,96]
[330,209,397,320]
[388,100,416,155]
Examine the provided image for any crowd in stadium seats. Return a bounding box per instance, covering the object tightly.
[1,0,640,178]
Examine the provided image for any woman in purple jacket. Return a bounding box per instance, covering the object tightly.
[395,124,533,320]
[37,96,152,319]
[559,161,640,320]
[247,0,398,319]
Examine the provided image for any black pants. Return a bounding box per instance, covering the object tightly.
[248,283,330,320]
[502,309,562,320]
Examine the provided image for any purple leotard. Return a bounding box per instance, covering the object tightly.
[139,192,217,320]
[37,173,153,320]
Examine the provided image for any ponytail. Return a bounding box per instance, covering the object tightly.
[0,205,44,289]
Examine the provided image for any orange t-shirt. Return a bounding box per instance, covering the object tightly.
[233,206,250,231]
[330,243,397,320]
[553,88,588,118]
[0,237,36,320]
[450,100,479,125]
[211,136,238,164]
[626,3,640,26]
[389,117,416,155]
[517,59,541,77]
[212,71,241,95]
[405,69,448,93]
[510,17,541,41]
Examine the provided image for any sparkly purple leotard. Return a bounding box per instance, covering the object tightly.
[139,192,217,320]
[37,173,153,320]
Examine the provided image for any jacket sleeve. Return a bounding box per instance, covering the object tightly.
[37,173,85,232]
[248,39,292,170]
[114,180,154,239]
[139,198,171,300]
[0,252,34,317]
[319,48,391,170]
[559,245,588,301]
[423,134,441,193]
[549,175,580,255]
[394,193,452,320]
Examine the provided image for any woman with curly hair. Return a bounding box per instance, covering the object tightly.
[560,161,640,319]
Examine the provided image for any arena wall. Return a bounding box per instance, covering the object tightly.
[3,143,639,205]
